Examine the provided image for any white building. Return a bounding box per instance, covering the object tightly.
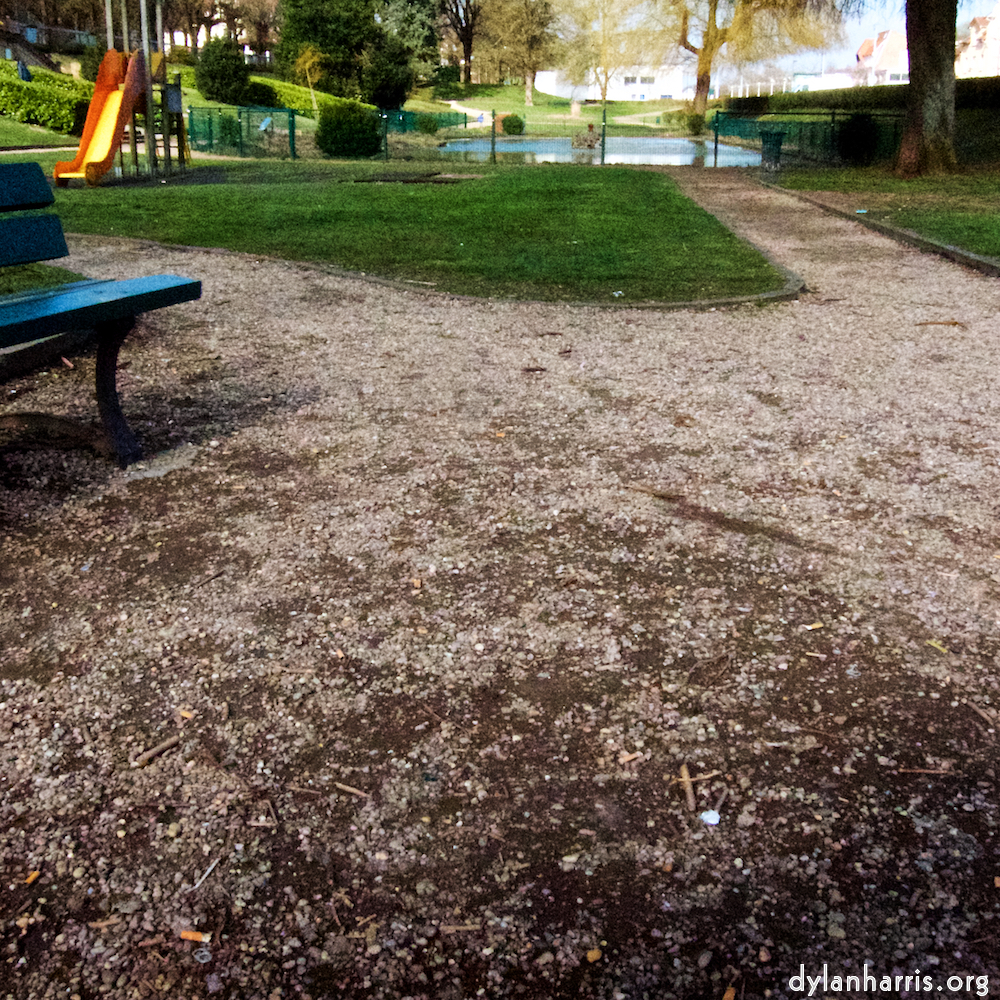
[535,64,692,102]
[956,4,1000,78]
[855,29,909,85]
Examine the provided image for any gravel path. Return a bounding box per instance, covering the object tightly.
[2,167,999,1000]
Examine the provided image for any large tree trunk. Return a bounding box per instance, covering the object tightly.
[525,69,534,106]
[896,0,959,176]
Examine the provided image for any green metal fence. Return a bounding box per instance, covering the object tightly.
[187,106,300,159]
[384,109,468,133]
[186,106,470,158]
[712,110,905,167]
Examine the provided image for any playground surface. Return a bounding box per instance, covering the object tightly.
[2,167,1000,998]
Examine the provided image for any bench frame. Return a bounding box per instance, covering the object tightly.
[1,162,202,467]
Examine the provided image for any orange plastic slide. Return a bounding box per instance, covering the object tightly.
[54,49,146,187]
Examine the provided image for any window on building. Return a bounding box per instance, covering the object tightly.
[640,76,654,84]
[624,76,637,84]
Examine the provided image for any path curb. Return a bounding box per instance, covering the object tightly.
[63,232,805,314]
[770,182,1000,280]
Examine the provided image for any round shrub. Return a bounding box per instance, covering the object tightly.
[195,39,250,105]
[416,113,439,135]
[501,113,524,135]
[218,114,242,147]
[316,100,382,158]
[836,113,879,166]
[244,79,279,108]
[687,113,705,136]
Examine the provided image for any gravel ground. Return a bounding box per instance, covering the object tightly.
[2,167,1000,1000]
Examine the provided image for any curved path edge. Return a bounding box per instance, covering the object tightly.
[60,231,805,313]
[770,181,1000,280]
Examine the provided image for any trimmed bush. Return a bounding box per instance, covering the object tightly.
[501,113,524,135]
[0,62,91,134]
[195,39,251,105]
[243,79,280,107]
[316,100,382,158]
[218,114,242,146]
[687,113,705,136]
[836,113,879,165]
[416,113,439,134]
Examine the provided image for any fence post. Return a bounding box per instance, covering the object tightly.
[383,114,389,161]
[491,110,496,164]
[713,111,720,167]
[289,109,296,159]
[600,103,606,166]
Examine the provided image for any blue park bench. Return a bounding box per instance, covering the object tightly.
[0,161,202,468]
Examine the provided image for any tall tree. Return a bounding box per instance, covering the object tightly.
[439,0,483,82]
[482,0,556,104]
[671,0,843,115]
[556,0,658,103]
[276,0,380,94]
[377,0,440,80]
[895,0,958,176]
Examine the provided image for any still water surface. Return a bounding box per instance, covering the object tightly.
[436,136,761,167]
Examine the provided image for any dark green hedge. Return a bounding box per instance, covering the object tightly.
[730,76,1000,115]
[0,63,91,134]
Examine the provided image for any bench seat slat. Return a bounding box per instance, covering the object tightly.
[0,215,70,267]
[0,274,202,348]
[0,162,56,211]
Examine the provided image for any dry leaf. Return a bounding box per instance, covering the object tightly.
[803,622,824,630]
[926,639,949,654]
[24,870,40,885]
[587,948,602,963]
[723,987,737,1000]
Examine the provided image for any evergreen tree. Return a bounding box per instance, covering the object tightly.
[276,0,380,95]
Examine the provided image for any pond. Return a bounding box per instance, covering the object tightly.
[435,135,761,167]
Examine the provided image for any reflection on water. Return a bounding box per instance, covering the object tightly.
[436,136,760,167]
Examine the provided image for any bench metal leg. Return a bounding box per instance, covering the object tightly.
[94,316,143,469]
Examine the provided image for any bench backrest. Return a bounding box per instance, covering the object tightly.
[0,162,70,268]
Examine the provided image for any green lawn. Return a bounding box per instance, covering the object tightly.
[781,166,1000,259]
[0,262,85,296]
[38,160,782,304]
[0,115,76,148]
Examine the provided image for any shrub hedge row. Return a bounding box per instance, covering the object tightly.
[0,61,92,134]
[730,76,1000,115]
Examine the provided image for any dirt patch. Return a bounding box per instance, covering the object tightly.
[2,170,1000,998]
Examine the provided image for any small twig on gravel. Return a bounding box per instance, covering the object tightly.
[898,768,960,774]
[185,857,221,893]
[87,915,122,930]
[678,764,697,811]
[133,733,182,767]
[968,703,998,727]
[333,781,369,798]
